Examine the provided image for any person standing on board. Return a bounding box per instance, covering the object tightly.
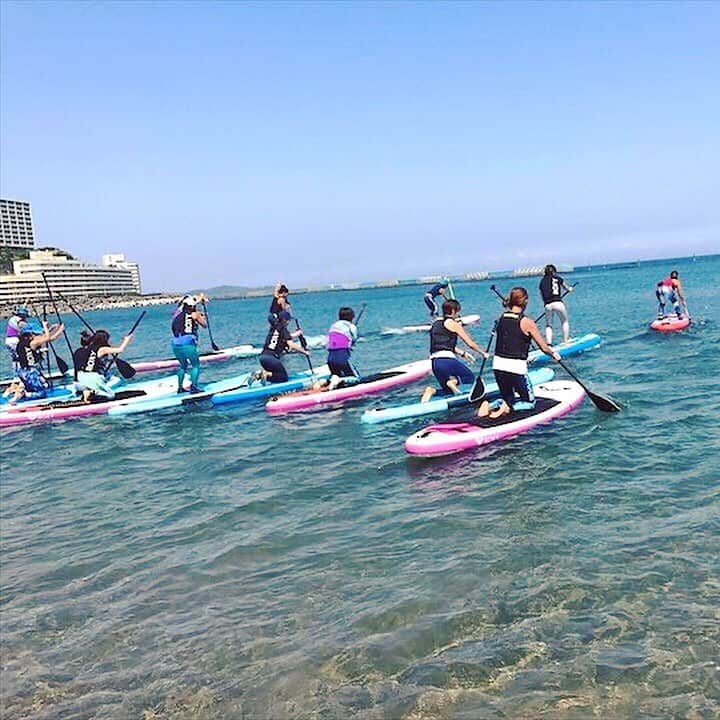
[4,306,30,370]
[74,329,133,401]
[171,294,208,393]
[421,299,486,402]
[257,310,310,383]
[423,280,450,318]
[14,320,65,401]
[268,283,291,324]
[478,287,560,419]
[655,270,687,319]
[539,264,573,344]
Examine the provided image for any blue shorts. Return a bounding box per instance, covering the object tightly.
[431,357,474,394]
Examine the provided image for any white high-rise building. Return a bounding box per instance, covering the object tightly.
[0,250,139,305]
[0,199,35,249]
[102,253,142,293]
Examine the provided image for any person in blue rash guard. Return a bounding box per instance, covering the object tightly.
[423,281,449,317]
[477,287,560,419]
[258,310,310,383]
[171,294,208,393]
[13,320,65,402]
[420,299,486,403]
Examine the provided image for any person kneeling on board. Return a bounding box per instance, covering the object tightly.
[12,320,65,403]
[313,306,360,391]
[74,329,133,402]
[421,299,486,403]
[257,310,310,383]
[478,287,560,420]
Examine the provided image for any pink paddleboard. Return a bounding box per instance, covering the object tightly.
[649,314,690,332]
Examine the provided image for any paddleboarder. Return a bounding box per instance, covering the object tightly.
[423,280,450,318]
[171,294,208,393]
[655,270,687,319]
[539,264,573,344]
[13,320,65,402]
[268,283,292,324]
[478,287,560,419]
[421,299,486,402]
[74,329,133,401]
[4,306,30,370]
[258,310,310,384]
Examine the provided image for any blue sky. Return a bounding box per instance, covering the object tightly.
[1,1,718,292]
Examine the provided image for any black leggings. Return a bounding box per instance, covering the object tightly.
[259,354,288,383]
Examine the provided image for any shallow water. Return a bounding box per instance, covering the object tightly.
[1,256,719,719]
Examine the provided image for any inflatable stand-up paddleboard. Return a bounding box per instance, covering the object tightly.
[211,365,331,406]
[361,366,555,425]
[405,380,586,456]
[650,314,690,332]
[266,359,432,415]
[528,333,601,365]
[381,314,481,335]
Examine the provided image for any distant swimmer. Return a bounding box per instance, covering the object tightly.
[655,270,687,319]
[268,283,291,325]
[423,280,450,318]
[74,329,133,402]
[12,320,65,403]
[539,264,573,344]
[477,287,560,420]
[421,299,486,403]
[4,306,30,371]
[171,294,208,393]
[258,310,310,384]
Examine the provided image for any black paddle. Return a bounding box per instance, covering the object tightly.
[41,273,78,379]
[54,289,140,380]
[293,316,314,372]
[489,284,620,413]
[355,303,367,326]
[468,320,497,403]
[201,299,220,352]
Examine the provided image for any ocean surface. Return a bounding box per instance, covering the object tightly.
[1,255,718,719]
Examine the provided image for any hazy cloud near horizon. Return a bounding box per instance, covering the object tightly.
[1,1,718,292]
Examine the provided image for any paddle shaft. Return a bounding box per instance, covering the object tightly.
[41,273,77,378]
[293,317,313,372]
[201,300,220,351]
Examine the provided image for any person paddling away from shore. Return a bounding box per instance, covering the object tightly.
[12,320,65,403]
[539,264,573,344]
[258,310,310,383]
[478,287,560,420]
[423,281,449,318]
[74,329,133,402]
[421,299,486,403]
[171,294,207,393]
[655,270,687,319]
[4,306,30,371]
[268,283,291,324]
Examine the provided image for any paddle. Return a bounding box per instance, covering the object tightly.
[446,278,456,301]
[355,303,367,326]
[201,299,220,351]
[468,321,497,403]
[489,283,620,413]
[533,282,579,323]
[54,289,140,380]
[41,272,78,379]
[293,317,313,372]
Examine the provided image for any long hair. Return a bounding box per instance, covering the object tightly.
[506,287,529,310]
[544,264,557,276]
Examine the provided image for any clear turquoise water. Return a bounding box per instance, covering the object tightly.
[1,256,718,719]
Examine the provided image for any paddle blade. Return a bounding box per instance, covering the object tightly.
[56,356,70,374]
[468,377,485,404]
[586,389,621,413]
[211,341,220,352]
[115,357,136,379]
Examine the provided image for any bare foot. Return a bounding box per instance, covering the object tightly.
[489,402,511,419]
[476,400,490,417]
[420,386,436,403]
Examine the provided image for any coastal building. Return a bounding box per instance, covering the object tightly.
[102,253,142,293]
[0,198,35,249]
[0,249,139,305]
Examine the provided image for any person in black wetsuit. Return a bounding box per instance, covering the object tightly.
[257,310,310,383]
[268,283,291,324]
[420,299,486,402]
[478,287,560,419]
[539,264,573,344]
[423,281,449,317]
